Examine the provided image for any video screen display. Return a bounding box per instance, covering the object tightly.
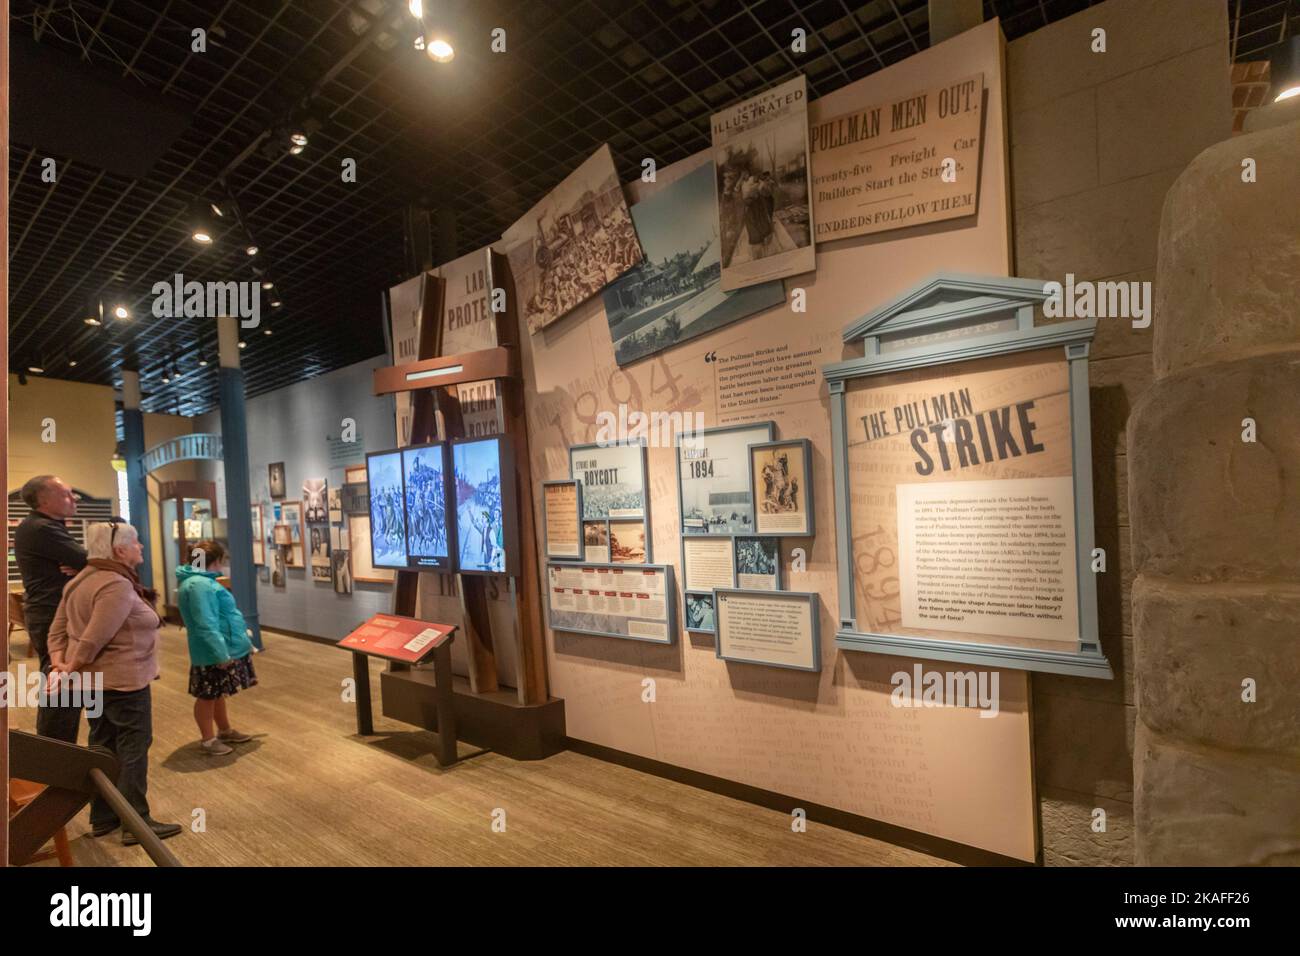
[453,437,508,574]
[402,443,450,569]
[365,450,408,569]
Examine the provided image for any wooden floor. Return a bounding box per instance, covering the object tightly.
[7,625,949,867]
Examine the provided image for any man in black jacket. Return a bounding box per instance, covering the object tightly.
[14,474,88,741]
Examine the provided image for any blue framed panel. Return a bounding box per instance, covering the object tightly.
[569,438,651,562]
[451,435,519,576]
[822,272,1112,679]
[545,561,676,645]
[747,438,815,537]
[364,448,409,570]
[401,442,452,570]
[712,588,821,672]
[541,479,584,561]
[675,420,774,535]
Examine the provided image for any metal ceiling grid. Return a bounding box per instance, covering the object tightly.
[7,0,1288,416]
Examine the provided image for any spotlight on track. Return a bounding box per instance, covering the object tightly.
[1271,35,1300,102]
[426,35,454,62]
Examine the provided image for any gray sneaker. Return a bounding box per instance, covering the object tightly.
[218,728,253,743]
[201,737,234,756]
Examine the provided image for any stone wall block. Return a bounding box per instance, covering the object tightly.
[1127,351,1300,580]
[1154,119,1300,377]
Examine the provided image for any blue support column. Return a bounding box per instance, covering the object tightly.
[217,316,262,650]
[121,370,153,588]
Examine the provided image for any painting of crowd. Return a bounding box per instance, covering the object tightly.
[403,456,447,559]
[735,537,778,577]
[454,441,506,573]
[505,145,645,335]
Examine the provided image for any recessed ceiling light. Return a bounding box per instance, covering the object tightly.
[238,340,247,349]
[271,299,282,308]
[261,281,274,290]
[193,230,213,243]
[264,328,273,336]
[289,144,305,155]
[427,37,454,62]
[246,244,259,256]
[114,305,130,319]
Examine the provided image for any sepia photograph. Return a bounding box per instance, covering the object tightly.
[609,519,647,564]
[583,519,610,563]
[268,461,286,499]
[603,162,785,367]
[502,143,644,334]
[749,439,813,536]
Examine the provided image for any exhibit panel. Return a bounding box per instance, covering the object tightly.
[518,20,1038,861]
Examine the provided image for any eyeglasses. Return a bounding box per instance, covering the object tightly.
[107,516,128,548]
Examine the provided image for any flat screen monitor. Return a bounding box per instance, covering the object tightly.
[365,449,408,570]
[401,442,451,569]
[451,436,516,575]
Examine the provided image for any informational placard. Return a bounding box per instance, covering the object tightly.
[338,613,455,665]
[714,589,820,671]
[677,421,773,534]
[543,480,583,559]
[712,75,816,290]
[546,562,675,644]
[844,347,1077,652]
[682,535,735,592]
[895,477,1078,642]
[809,74,984,242]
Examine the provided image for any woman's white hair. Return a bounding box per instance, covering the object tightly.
[85,521,139,559]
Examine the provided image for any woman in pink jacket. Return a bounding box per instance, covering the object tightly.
[47,519,182,845]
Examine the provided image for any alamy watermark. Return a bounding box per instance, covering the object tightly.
[1042,273,1151,328]
[594,403,705,448]
[151,272,260,327]
[0,664,104,717]
[890,664,1000,718]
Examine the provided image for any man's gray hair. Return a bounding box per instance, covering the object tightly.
[20,475,56,509]
[86,522,139,560]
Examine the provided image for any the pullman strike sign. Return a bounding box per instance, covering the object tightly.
[809,74,984,242]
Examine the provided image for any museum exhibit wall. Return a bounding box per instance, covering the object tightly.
[7,373,199,589]
[516,21,1040,862]
[1005,0,1231,865]
[194,355,397,640]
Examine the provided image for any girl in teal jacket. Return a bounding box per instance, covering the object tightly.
[176,540,258,756]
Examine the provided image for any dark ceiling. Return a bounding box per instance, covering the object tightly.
[7,0,1292,415]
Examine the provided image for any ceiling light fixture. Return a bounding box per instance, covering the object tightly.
[114,305,130,320]
[28,360,45,374]
[261,280,274,290]
[189,200,217,244]
[426,36,454,62]
[83,295,103,326]
[246,244,259,256]
[238,340,247,349]
[1270,35,1300,102]
[408,0,423,18]
[271,299,282,308]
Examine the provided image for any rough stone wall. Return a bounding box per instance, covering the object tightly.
[1130,117,1300,865]
[1005,0,1232,865]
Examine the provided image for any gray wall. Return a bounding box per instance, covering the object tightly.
[1007,0,1232,864]
[197,355,397,640]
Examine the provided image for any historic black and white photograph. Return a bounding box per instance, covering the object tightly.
[502,143,644,334]
[678,421,773,535]
[735,536,779,590]
[603,162,785,367]
[712,76,815,290]
[685,592,716,633]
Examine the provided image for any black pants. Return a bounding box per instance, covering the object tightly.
[87,686,153,829]
[26,607,83,744]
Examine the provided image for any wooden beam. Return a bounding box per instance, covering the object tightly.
[490,251,549,706]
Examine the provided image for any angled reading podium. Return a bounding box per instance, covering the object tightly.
[372,254,565,760]
[339,614,458,766]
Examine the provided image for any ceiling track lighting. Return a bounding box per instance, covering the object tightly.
[189,200,217,244]
[83,294,104,326]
